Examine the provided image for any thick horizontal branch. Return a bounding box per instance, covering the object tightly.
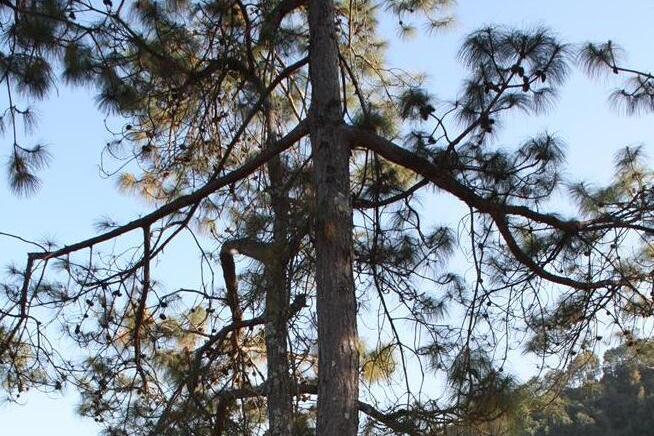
[343,126,581,232]
[25,120,307,263]
[343,125,649,290]
[10,122,307,340]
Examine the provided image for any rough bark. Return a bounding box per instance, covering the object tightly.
[263,245,293,435]
[308,0,359,434]
[264,104,294,435]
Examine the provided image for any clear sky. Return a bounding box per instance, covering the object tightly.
[2,1,654,434]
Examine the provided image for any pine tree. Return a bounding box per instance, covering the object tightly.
[3,1,654,435]
[463,340,654,436]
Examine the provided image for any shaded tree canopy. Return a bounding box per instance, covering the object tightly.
[1,0,654,435]
[446,340,654,436]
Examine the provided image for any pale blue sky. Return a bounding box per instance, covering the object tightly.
[2,1,654,434]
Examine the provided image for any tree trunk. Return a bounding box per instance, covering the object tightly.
[308,1,359,434]
[264,103,294,435]
[263,247,293,435]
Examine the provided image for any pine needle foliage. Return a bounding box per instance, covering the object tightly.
[3,2,654,435]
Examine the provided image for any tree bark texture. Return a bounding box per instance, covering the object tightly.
[308,0,359,434]
[264,104,294,435]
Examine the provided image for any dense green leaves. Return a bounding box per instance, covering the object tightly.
[525,342,654,436]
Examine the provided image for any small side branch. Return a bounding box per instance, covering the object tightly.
[353,179,429,209]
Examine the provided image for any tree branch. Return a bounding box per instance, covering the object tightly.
[18,119,307,276]
[259,0,308,42]
[152,294,307,435]
[353,178,429,209]
[207,382,428,436]
[343,125,650,291]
